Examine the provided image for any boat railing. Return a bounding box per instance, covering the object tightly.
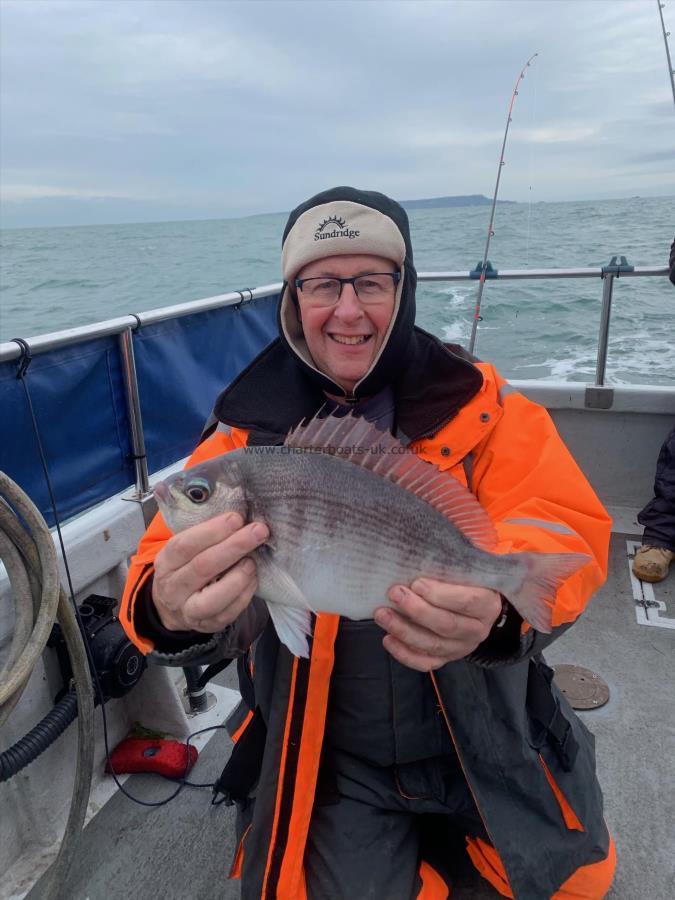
[1,262,671,517]
[419,263,670,387]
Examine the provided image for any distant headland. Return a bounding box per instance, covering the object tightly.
[399,194,516,209]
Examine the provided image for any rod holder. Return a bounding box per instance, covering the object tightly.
[183,666,208,714]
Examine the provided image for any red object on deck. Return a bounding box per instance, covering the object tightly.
[105,737,198,778]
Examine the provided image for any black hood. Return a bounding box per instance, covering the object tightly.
[214,186,483,442]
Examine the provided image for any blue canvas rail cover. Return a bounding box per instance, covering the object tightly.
[1,294,280,526]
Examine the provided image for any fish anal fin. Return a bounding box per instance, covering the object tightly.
[254,548,314,656]
[286,411,498,550]
[265,601,312,658]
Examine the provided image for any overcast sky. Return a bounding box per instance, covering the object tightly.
[1,0,674,228]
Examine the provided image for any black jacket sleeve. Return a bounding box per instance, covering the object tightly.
[133,572,270,666]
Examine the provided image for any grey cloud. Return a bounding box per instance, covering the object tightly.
[1,0,674,228]
[628,149,675,165]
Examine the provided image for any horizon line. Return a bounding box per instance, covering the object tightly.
[1,192,673,232]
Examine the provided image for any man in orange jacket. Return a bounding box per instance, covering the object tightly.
[122,187,616,899]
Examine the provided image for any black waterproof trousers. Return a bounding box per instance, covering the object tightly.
[305,749,486,898]
[305,620,487,897]
[637,424,675,551]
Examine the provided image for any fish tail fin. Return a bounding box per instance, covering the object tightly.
[509,552,591,633]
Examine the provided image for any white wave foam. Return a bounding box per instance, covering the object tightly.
[441,321,472,343]
[435,284,472,302]
[514,353,596,381]
[512,344,675,386]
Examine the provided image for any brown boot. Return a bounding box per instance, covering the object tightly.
[632,545,674,583]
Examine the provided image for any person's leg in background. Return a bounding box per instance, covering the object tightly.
[633,425,675,583]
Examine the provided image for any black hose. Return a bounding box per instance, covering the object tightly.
[0,691,78,782]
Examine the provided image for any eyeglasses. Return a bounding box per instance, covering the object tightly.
[294,272,401,307]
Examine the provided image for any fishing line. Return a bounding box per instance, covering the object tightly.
[13,340,226,809]
[469,52,539,355]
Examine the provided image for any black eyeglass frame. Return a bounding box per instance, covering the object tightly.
[294,271,401,301]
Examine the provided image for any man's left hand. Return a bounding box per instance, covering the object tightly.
[374,580,502,672]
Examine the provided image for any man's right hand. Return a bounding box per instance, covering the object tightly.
[152,513,269,634]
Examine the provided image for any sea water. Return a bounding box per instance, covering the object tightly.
[1,196,673,384]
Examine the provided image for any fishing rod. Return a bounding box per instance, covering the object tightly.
[657,0,675,109]
[469,52,538,355]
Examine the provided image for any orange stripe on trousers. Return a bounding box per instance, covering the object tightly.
[417,860,451,898]
[231,709,254,745]
[277,614,340,899]
[260,656,299,897]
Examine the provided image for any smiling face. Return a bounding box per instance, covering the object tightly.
[295,254,398,394]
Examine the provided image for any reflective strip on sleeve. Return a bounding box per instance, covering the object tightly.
[504,517,577,536]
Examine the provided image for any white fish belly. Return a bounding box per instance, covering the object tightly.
[267,531,447,620]
[245,451,519,617]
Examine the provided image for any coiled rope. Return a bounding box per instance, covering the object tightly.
[0,471,95,899]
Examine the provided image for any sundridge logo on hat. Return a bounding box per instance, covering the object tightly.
[314,215,361,242]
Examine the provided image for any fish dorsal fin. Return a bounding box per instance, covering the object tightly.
[286,412,497,550]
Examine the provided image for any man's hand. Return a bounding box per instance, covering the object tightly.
[374,579,502,672]
[152,513,269,634]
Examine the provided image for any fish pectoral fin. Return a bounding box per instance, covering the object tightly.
[255,551,314,657]
[265,601,312,658]
[256,549,311,608]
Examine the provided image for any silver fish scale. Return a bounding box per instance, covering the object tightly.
[234,447,522,617]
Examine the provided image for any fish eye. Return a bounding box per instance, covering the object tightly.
[185,477,212,504]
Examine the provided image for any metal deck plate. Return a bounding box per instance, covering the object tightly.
[553,664,610,709]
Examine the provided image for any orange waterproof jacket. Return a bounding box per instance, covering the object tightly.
[121,361,608,650]
[120,361,612,899]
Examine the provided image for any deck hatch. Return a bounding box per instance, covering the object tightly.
[553,665,610,710]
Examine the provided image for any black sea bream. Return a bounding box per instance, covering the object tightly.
[153,414,590,657]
